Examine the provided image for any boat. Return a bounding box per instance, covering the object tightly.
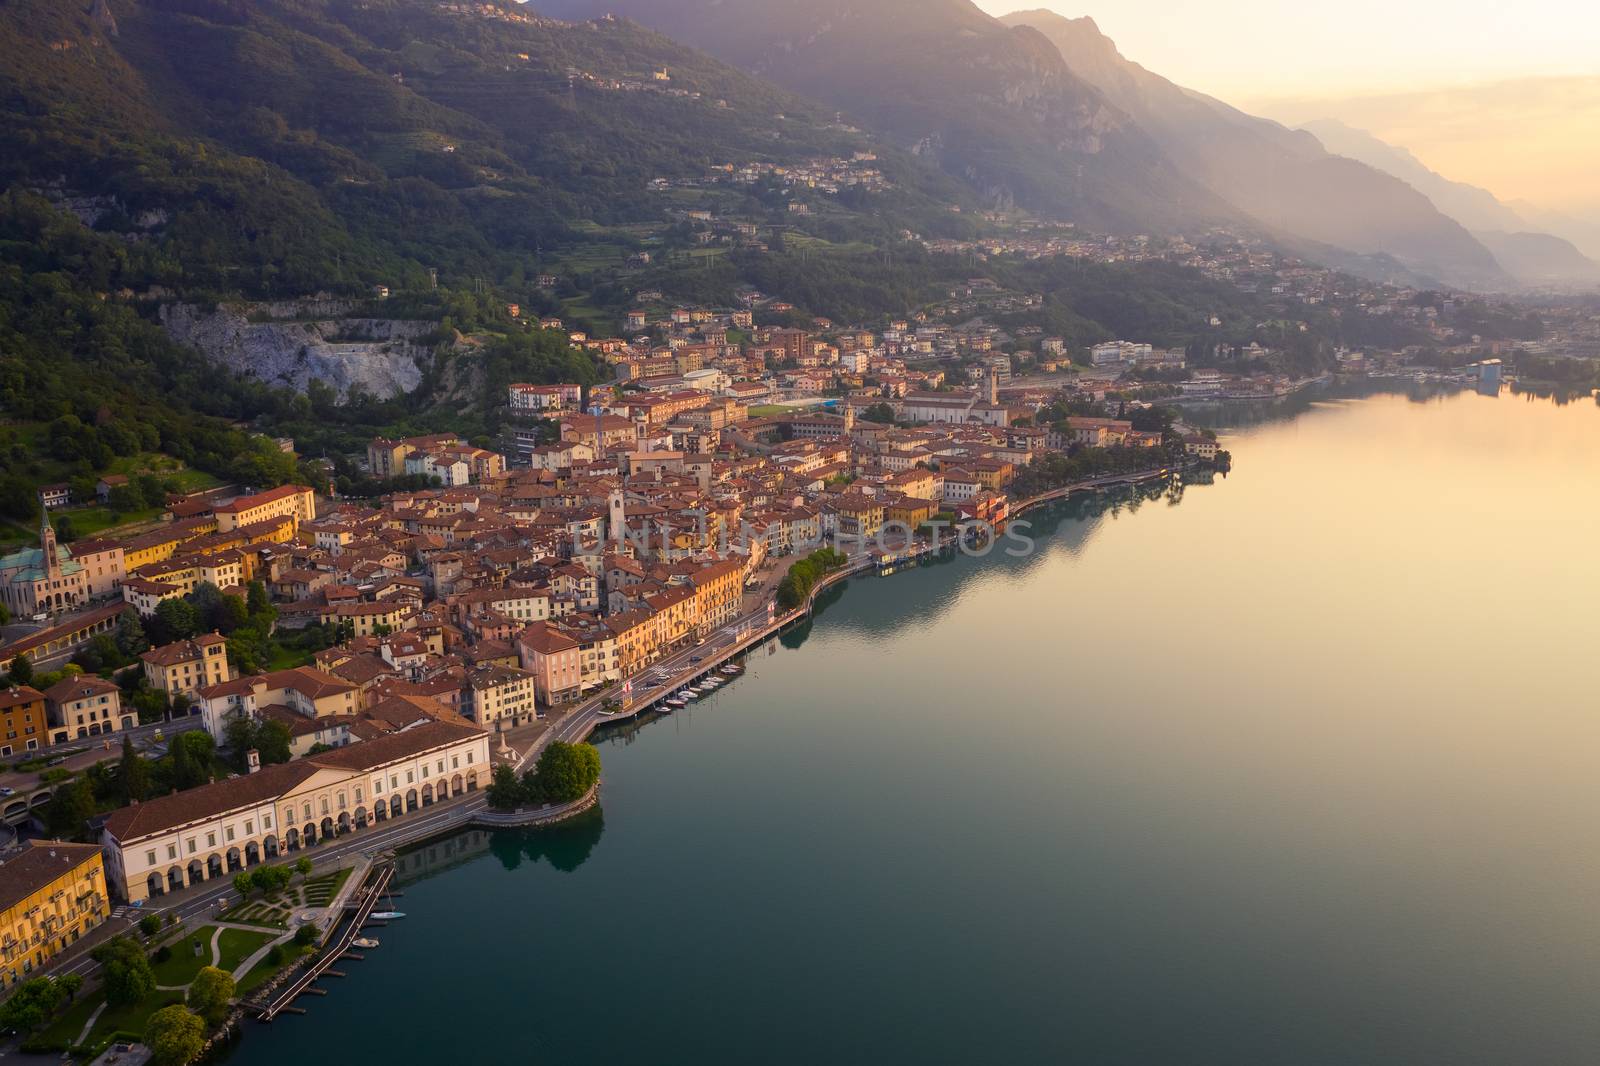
[665,698,686,709]
[721,663,742,676]
[370,911,406,920]
[352,937,380,949]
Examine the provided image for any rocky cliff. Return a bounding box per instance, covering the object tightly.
[160,303,437,401]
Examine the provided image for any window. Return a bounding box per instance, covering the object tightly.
[406,770,414,784]
[186,839,197,854]
[245,820,253,835]
[146,850,156,866]
[263,815,272,829]
[225,826,234,842]
[206,832,216,848]
[167,845,178,861]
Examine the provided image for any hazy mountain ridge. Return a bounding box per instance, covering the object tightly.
[535,0,1244,234]
[999,10,1509,291]
[1299,118,1600,285]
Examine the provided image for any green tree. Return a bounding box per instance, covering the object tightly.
[169,730,215,790]
[145,1004,206,1066]
[93,935,157,1007]
[294,857,313,879]
[44,778,96,839]
[154,598,200,642]
[0,976,71,1033]
[120,735,150,802]
[115,609,149,657]
[7,652,32,687]
[486,763,522,811]
[232,871,255,902]
[186,966,236,1025]
[293,924,319,946]
[529,741,601,804]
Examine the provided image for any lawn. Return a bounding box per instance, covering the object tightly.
[300,867,353,906]
[217,927,280,972]
[149,929,219,987]
[31,989,184,1054]
[217,899,292,930]
[236,944,313,997]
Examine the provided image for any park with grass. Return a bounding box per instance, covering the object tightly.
[3,859,354,1064]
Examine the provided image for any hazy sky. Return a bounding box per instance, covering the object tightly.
[980,1,1600,216]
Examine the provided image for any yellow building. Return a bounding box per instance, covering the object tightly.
[141,632,233,699]
[213,485,316,534]
[0,841,109,988]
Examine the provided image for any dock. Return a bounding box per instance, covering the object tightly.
[249,860,395,1022]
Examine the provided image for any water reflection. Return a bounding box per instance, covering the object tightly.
[487,806,605,873]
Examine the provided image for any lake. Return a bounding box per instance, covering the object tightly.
[223,386,1600,1065]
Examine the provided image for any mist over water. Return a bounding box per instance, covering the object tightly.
[223,387,1600,1065]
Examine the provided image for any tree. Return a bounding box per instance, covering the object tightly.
[186,966,235,1025]
[139,913,163,937]
[115,609,149,657]
[486,763,523,811]
[154,598,200,642]
[7,652,32,687]
[44,778,96,839]
[53,515,77,543]
[169,730,215,790]
[232,871,254,902]
[93,935,156,1006]
[294,857,313,879]
[0,976,71,1033]
[120,735,150,802]
[257,720,292,765]
[145,1004,206,1066]
[529,742,601,804]
[293,924,319,946]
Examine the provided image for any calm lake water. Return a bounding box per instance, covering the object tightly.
[225,386,1600,1066]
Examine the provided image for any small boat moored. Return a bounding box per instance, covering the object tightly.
[370,911,406,920]
[352,937,380,949]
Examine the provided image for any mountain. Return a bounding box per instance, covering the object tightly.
[1506,202,1600,262]
[0,0,967,300]
[1298,119,1527,233]
[1472,231,1600,287]
[534,0,1243,234]
[1301,119,1600,286]
[997,10,1508,291]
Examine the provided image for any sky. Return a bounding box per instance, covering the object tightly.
[979,1,1600,217]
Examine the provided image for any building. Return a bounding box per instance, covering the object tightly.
[0,514,89,618]
[37,485,69,510]
[466,664,540,731]
[213,485,316,534]
[0,687,48,756]
[141,632,232,700]
[100,719,491,903]
[0,842,108,988]
[508,383,583,416]
[196,667,359,743]
[1183,435,1219,461]
[44,675,131,743]
[518,622,583,707]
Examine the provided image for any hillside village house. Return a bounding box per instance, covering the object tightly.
[0,842,108,988]
[100,720,491,903]
[141,632,233,699]
[44,675,131,743]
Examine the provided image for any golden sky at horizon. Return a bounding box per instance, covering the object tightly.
[980,1,1600,216]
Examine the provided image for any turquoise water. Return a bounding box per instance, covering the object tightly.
[224,388,1600,1065]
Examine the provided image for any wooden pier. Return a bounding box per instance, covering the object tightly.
[250,861,395,1022]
